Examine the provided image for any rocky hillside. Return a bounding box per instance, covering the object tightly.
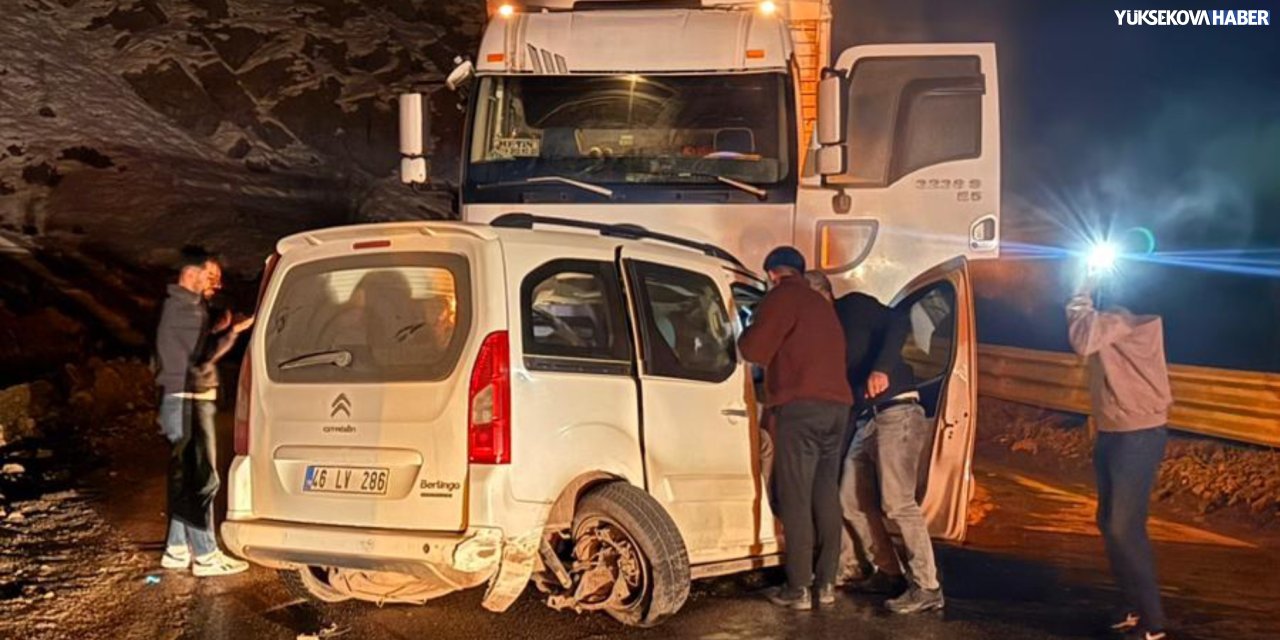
[0,0,483,273]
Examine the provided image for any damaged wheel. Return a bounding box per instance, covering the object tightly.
[279,566,351,605]
[569,482,690,627]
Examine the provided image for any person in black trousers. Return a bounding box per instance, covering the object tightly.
[739,248,852,610]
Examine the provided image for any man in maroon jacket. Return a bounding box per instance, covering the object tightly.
[740,246,852,611]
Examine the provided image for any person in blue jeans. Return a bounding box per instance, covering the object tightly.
[1068,280,1174,640]
[155,251,254,577]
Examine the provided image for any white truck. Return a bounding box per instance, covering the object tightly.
[220,0,1001,628]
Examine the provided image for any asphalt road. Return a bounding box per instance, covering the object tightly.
[13,413,1280,640]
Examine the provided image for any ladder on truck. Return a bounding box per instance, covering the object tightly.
[785,0,832,146]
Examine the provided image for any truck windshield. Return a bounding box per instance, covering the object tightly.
[466,73,793,196]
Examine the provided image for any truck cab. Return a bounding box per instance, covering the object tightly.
[402,0,1000,302]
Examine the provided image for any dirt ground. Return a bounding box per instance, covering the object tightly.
[976,397,1280,536]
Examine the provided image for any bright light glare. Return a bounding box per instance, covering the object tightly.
[498,3,515,17]
[1087,242,1119,275]
[759,1,777,15]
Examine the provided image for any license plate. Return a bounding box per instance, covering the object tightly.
[303,466,389,495]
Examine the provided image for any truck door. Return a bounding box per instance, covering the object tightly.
[619,248,759,565]
[799,44,1000,302]
[888,257,978,542]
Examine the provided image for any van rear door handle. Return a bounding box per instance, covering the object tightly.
[721,408,749,418]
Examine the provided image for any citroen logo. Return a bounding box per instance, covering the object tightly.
[330,393,351,418]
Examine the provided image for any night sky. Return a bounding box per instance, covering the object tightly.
[835,0,1280,371]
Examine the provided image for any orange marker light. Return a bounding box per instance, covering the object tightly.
[746,49,766,59]
[759,1,777,15]
[819,226,832,268]
[486,53,505,63]
[497,3,515,17]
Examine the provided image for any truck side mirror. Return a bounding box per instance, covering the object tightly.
[399,93,429,185]
[445,57,475,91]
[816,71,846,176]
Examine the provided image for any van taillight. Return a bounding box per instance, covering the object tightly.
[234,252,279,457]
[468,331,511,464]
[233,353,252,455]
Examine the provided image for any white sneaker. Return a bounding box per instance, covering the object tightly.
[191,551,250,577]
[161,547,191,570]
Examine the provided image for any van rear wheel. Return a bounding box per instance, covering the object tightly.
[279,566,351,605]
[571,482,690,627]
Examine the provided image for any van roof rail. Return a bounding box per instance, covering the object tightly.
[490,213,747,269]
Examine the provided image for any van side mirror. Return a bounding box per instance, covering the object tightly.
[816,71,846,176]
[399,93,429,185]
[445,57,475,91]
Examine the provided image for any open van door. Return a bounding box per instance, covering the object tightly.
[800,43,1000,303]
[889,258,977,542]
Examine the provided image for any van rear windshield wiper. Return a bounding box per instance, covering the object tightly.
[279,350,353,371]
[477,175,614,198]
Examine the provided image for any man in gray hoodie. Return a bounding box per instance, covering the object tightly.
[155,250,254,577]
[1066,279,1173,640]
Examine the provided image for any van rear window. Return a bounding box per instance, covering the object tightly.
[264,253,471,383]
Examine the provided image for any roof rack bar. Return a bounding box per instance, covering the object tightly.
[489,213,747,269]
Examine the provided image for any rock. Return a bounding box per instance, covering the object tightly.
[240,56,313,100]
[2,463,26,475]
[6,511,26,523]
[226,137,252,159]
[58,146,115,169]
[206,26,268,71]
[21,162,62,187]
[87,0,169,33]
[1010,438,1038,455]
[124,60,223,137]
[194,61,257,126]
[190,0,229,20]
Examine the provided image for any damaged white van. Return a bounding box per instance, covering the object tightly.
[222,215,978,627]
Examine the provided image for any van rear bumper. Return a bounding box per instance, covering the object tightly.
[221,519,506,581]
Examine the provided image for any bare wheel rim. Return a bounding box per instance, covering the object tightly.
[571,514,652,615]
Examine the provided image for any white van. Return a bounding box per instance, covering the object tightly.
[222,215,978,627]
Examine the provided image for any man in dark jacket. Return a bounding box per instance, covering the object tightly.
[835,291,944,614]
[739,247,852,610]
[155,250,253,577]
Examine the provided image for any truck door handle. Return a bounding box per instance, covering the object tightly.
[721,408,749,418]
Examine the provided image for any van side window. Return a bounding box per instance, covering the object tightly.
[521,260,631,374]
[630,262,736,383]
[899,283,957,416]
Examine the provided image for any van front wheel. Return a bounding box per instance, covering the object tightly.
[570,482,690,627]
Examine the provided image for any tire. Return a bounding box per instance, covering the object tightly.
[573,482,690,627]
[278,566,351,605]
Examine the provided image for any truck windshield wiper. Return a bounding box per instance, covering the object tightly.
[628,169,768,200]
[279,350,353,371]
[477,175,614,198]
[708,175,767,199]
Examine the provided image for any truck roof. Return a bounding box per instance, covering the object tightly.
[477,4,791,73]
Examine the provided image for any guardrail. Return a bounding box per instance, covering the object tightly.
[978,344,1280,448]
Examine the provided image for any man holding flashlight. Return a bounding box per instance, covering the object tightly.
[1067,272,1173,640]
